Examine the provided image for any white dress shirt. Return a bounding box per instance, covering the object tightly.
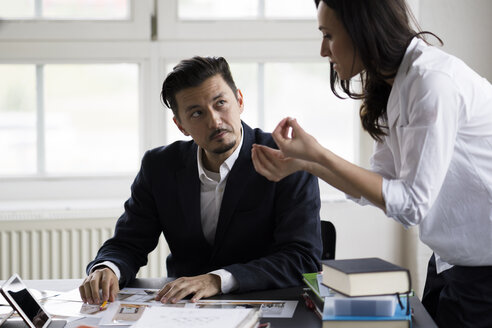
[352,38,492,273]
[196,129,244,293]
[93,129,244,293]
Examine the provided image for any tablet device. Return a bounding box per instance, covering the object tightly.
[0,274,52,328]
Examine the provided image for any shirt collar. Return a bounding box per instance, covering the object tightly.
[197,126,244,183]
[387,37,423,129]
[395,37,421,84]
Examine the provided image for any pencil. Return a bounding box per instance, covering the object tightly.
[100,301,108,311]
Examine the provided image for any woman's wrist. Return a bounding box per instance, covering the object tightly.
[301,159,318,175]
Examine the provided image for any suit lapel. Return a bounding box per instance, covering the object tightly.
[212,123,256,254]
[176,144,207,244]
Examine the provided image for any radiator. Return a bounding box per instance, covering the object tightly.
[0,211,170,281]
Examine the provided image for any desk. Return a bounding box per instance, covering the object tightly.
[21,278,437,328]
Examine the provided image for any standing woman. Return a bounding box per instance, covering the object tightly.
[251,0,492,327]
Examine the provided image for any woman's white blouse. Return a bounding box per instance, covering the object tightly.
[363,38,492,273]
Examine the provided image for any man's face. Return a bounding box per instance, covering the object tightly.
[173,74,244,166]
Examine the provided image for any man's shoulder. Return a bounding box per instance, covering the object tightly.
[143,140,196,166]
[244,123,317,186]
[245,124,277,149]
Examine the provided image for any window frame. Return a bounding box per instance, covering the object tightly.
[0,41,164,201]
[0,0,152,41]
[156,0,319,41]
[0,0,364,203]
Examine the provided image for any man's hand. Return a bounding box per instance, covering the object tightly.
[155,274,221,304]
[79,267,119,304]
[252,144,306,182]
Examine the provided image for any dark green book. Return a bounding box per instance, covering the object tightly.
[302,272,333,311]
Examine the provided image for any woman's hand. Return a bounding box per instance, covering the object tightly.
[251,144,306,182]
[272,117,324,162]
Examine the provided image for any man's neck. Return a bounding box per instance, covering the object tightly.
[202,150,228,173]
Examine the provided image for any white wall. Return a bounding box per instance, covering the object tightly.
[419,0,492,81]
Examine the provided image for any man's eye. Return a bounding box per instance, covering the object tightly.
[217,100,226,106]
[323,33,332,39]
[191,111,201,118]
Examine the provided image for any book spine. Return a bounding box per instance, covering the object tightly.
[302,293,322,320]
[305,288,324,310]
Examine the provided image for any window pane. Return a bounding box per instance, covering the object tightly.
[230,63,258,129]
[0,0,34,19]
[0,65,37,175]
[0,0,129,20]
[264,63,357,198]
[265,0,316,19]
[264,63,357,162]
[178,0,316,20]
[44,64,139,174]
[165,62,258,144]
[43,0,129,20]
[178,0,257,19]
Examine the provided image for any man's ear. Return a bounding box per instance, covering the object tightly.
[236,89,244,114]
[173,116,190,136]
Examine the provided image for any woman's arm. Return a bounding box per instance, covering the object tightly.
[252,117,385,211]
[307,149,385,211]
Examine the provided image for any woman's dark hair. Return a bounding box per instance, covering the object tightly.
[314,0,441,141]
[161,56,238,120]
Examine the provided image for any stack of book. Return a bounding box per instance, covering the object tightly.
[303,257,412,327]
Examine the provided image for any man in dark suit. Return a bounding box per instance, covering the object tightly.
[79,56,322,305]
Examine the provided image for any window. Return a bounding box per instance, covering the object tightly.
[0,0,129,20]
[0,0,150,40]
[0,64,139,176]
[43,64,139,175]
[0,0,359,202]
[0,65,36,175]
[178,0,314,19]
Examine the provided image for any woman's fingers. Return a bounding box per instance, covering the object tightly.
[272,117,292,143]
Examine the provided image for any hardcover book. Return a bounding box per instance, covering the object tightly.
[303,273,399,317]
[321,258,411,297]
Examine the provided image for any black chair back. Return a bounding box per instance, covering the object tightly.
[321,220,336,260]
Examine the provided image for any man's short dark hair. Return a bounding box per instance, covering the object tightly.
[161,56,238,120]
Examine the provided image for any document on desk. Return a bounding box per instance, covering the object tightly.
[0,306,14,322]
[50,287,161,304]
[98,303,150,326]
[41,299,108,318]
[0,293,7,305]
[131,306,258,328]
[118,288,160,303]
[50,288,83,302]
[189,300,298,318]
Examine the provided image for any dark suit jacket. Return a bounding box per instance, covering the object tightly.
[88,122,322,292]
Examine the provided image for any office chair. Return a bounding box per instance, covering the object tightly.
[321,220,336,260]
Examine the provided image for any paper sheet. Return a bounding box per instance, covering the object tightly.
[190,300,297,318]
[98,303,149,326]
[50,288,83,302]
[131,306,256,328]
[41,299,108,318]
